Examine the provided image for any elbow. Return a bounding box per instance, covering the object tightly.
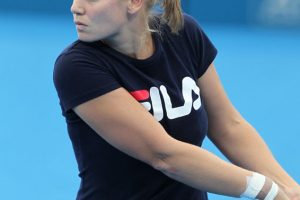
[224,117,244,134]
[152,158,178,178]
[146,138,181,176]
[210,117,244,137]
[150,152,179,178]
[152,156,170,173]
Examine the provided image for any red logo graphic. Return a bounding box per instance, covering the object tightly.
[130,90,150,101]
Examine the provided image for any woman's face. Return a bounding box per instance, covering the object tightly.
[71,0,129,42]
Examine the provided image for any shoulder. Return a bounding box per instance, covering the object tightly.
[182,13,201,28]
[54,40,111,76]
[53,40,112,90]
[55,40,100,65]
[53,41,121,112]
[181,13,206,37]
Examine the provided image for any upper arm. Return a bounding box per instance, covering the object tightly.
[73,87,176,166]
[54,50,177,167]
[197,64,244,139]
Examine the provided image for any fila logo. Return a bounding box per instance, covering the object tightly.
[130,77,202,121]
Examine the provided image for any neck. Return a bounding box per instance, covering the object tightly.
[101,15,154,59]
[103,30,154,60]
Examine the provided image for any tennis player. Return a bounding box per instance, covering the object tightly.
[53,0,300,199]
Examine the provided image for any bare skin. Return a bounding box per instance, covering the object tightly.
[70,0,300,199]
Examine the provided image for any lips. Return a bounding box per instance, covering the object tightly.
[74,21,87,26]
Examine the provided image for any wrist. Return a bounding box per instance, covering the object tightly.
[241,172,279,200]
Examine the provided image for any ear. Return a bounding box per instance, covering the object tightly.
[127,0,143,14]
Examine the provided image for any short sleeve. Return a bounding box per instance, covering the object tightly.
[183,14,218,78]
[53,50,121,113]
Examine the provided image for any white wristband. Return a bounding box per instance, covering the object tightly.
[240,172,279,200]
[241,172,266,199]
[264,182,279,200]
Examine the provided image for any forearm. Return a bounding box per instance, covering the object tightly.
[154,139,252,197]
[210,119,298,189]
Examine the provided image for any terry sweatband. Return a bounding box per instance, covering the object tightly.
[240,172,279,200]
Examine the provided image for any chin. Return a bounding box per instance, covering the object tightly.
[77,33,100,43]
[78,36,98,43]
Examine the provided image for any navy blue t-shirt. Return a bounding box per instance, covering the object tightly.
[53,14,217,200]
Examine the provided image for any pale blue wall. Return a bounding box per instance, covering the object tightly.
[1,1,298,26]
[0,0,260,24]
[190,0,248,23]
[0,0,71,13]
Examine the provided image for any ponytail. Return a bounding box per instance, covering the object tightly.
[146,0,184,34]
[161,0,184,33]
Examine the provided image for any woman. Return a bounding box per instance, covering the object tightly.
[53,0,300,199]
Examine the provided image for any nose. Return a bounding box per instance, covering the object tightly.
[71,0,85,15]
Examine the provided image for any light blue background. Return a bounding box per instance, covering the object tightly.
[0,1,299,199]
